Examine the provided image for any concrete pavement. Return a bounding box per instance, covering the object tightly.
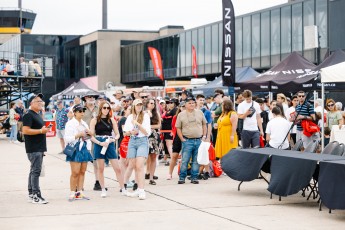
[0,135,344,230]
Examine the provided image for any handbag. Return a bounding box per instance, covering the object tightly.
[212,160,223,177]
[208,143,216,161]
[63,140,80,157]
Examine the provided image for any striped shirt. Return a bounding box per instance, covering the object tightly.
[295,103,315,131]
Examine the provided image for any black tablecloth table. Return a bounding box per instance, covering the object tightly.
[221,149,269,182]
[319,160,345,210]
[268,154,317,197]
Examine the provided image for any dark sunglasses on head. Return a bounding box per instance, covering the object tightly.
[327,104,334,107]
[102,107,111,110]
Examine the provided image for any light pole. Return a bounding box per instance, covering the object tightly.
[19,0,24,33]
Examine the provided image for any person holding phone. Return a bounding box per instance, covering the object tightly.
[23,93,50,204]
[64,105,93,201]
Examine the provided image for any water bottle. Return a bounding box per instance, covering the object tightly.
[100,138,109,155]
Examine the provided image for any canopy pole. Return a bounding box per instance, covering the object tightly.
[321,83,325,151]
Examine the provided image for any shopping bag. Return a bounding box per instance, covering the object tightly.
[119,136,130,158]
[212,160,223,177]
[208,143,216,161]
[197,141,211,165]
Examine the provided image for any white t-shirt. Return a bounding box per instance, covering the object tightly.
[266,116,291,149]
[286,106,296,133]
[237,100,261,131]
[123,113,151,137]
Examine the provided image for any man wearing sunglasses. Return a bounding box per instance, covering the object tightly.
[23,93,50,204]
[294,91,317,149]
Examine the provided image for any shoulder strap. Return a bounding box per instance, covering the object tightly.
[100,119,112,130]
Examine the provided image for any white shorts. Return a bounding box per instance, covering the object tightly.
[296,130,320,148]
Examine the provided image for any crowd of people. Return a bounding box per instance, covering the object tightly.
[8,88,345,204]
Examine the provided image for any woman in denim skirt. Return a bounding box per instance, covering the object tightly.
[89,101,127,198]
[123,99,151,200]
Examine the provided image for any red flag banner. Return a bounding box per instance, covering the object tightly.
[148,47,164,81]
[192,45,198,78]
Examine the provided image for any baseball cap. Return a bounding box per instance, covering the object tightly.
[159,100,166,104]
[73,104,86,113]
[185,96,196,102]
[133,99,143,106]
[169,98,179,106]
[28,93,44,104]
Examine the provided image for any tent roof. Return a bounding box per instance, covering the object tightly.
[321,61,345,83]
[236,52,316,92]
[52,81,101,100]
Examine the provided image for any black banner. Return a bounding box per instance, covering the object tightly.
[222,0,236,87]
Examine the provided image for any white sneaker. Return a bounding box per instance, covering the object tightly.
[32,194,48,204]
[126,190,139,198]
[13,140,20,144]
[138,190,146,200]
[101,190,107,198]
[121,189,128,196]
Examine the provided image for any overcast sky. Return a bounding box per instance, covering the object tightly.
[1,0,287,35]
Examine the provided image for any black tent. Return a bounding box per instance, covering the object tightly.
[51,81,101,100]
[192,67,259,96]
[236,52,316,92]
[296,49,345,91]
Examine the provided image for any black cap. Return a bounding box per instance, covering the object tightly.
[185,96,196,102]
[169,98,179,106]
[28,93,44,104]
[73,104,86,113]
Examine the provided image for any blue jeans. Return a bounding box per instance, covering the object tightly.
[179,138,201,180]
[10,124,17,141]
[27,152,44,195]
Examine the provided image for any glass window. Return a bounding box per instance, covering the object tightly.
[261,11,270,67]
[303,0,315,26]
[243,16,251,66]
[205,26,212,73]
[292,3,303,51]
[185,31,192,76]
[316,0,327,48]
[235,18,243,65]
[271,9,281,64]
[198,27,205,74]
[211,24,219,66]
[252,14,260,58]
[178,33,186,76]
[281,6,291,54]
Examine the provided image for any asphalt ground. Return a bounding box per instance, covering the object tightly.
[0,135,344,230]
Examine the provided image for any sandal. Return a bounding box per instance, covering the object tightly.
[149,180,156,185]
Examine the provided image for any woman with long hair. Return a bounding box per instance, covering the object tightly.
[277,93,288,117]
[89,101,127,198]
[215,99,238,159]
[123,99,151,200]
[145,98,162,185]
[64,105,94,201]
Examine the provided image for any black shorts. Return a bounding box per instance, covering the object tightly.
[164,132,173,140]
[172,135,182,153]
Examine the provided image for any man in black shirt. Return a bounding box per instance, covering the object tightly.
[23,93,50,204]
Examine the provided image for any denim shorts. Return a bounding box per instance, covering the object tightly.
[93,137,117,160]
[127,136,149,159]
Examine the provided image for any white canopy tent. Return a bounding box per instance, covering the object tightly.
[320,61,345,148]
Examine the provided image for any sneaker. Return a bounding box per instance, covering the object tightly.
[68,192,75,202]
[13,140,20,144]
[93,181,102,191]
[203,172,210,180]
[164,161,170,166]
[166,174,172,180]
[149,180,156,185]
[153,175,158,180]
[32,194,48,204]
[121,189,128,196]
[28,194,33,203]
[75,192,90,200]
[191,179,199,184]
[139,190,146,200]
[101,190,107,198]
[145,174,150,180]
[178,180,185,184]
[133,183,138,191]
[127,190,139,198]
[197,174,204,180]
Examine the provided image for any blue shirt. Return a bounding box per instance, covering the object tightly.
[56,108,69,130]
[295,103,315,131]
